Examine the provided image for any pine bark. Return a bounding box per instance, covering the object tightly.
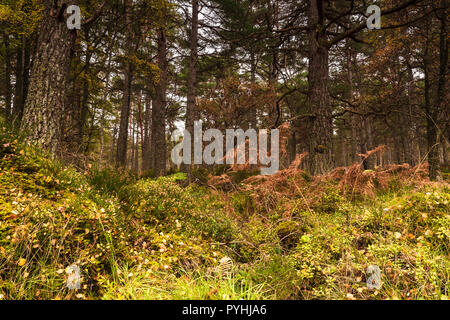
[142,96,152,171]
[116,0,134,167]
[430,0,448,180]
[151,28,168,176]
[21,0,78,155]
[3,33,12,120]
[305,0,333,174]
[184,0,199,179]
[13,38,24,125]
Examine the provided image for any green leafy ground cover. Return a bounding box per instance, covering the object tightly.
[0,126,448,300]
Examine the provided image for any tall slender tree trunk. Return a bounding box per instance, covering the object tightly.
[99,107,106,166]
[22,0,78,156]
[133,113,139,173]
[406,59,417,165]
[136,92,145,173]
[22,37,31,116]
[116,0,134,167]
[184,0,199,180]
[129,106,138,173]
[151,27,168,176]
[142,96,152,171]
[99,51,113,166]
[78,44,92,149]
[424,31,439,180]
[346,45,358,164]
[13,37,24,126]
[249,52,257,129]
[84,105,96,154]
[13,36,31,126]
[433,0,448,179]
[357,56,374,170]
[127,110,133,169]
[3,33,12,120]
[305,0,333,174]
[111,122,118,164]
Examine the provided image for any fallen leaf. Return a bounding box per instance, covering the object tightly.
[18,258,26,267]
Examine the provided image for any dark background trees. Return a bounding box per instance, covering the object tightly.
[0,0,447,180]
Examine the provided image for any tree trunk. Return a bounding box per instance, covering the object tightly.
[424,56,439,179]
[432,0,448,179]
[3,33,12,120]
[424,14,442,181]
[249,52,257,129]
[99,51,113,166]
[406,59,417,165]
[184,0,199,179]
[304,0,333,174]
[78,45,92,148]
[13,37,24,126]
[142,96,152,171]
[116,0,134,167]
[151,27,168,176]
[21,0,78,156]
[22,37,31,116]
[133,113,139,173]
[346,45,359,164]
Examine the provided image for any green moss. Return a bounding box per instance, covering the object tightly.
[276,220,307,250]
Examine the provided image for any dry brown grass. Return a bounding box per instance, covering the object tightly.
[207,144,439,214]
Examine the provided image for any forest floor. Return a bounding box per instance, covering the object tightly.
[0,125,449,300]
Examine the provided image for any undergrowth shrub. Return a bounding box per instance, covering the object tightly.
[242,254,299,299]
[312,186,347,214]
[1,125,449,300]
[230,216,279,263]
[231,191,254,216]
[87,167,136,196]
[0,130,129,298]
[276,220,307,250]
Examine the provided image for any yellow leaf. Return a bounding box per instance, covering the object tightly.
[18,258,26,267]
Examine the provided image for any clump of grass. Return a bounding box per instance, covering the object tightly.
[87,167,136,197]
[100,265,269,300]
